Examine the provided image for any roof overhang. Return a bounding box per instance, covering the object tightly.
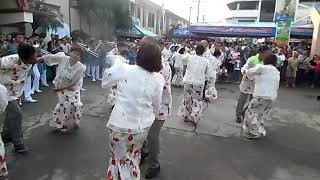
[0,11,33,25]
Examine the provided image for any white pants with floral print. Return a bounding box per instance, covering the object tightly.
[204,78,218,100]
[0,136,7,177]
[171,68,184,87]
[243,97,273,136]
[50,91,82,131]
[178,84,204,121]
[107,128,148,180]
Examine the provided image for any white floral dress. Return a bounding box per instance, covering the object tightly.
[171,53,184,87]
[0,84,8,177]
[43,53,86,130]
[204,55,222,100]
[157,60,172,120]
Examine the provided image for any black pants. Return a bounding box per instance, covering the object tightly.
[2,100,24,146]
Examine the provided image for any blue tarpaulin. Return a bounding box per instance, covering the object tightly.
[173,22,313,39]
[173,27,197,38]
[189,22,276,37]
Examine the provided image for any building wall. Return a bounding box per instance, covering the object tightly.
[43,0,70,25]
[131,0,188,35]
[226,0,320,24]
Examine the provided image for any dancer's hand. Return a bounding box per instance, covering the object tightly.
[53,87,62,93]
[36,57,44,64]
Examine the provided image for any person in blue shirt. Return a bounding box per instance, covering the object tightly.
[128,45,137,65]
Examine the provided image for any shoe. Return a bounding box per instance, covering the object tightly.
[30,91,35,95]
[42,84,49,87]
[14,144,28,153]
[96,77,102,81]
[25,99,38,103]
[236,117,243,123]
[140,152,148,165]
[18,101,23,106]
[242,131,261,139]
[81,88,86,91]
[35,90,43,93]
[92,78,96,82]
[145,166,160,179]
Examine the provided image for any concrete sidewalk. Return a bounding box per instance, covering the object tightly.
[2,81,320,180]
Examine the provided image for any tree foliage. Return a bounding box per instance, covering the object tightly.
[28,0,63,33]
[78,0,130,34]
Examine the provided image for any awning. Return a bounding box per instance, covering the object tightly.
[116,23,158,38]
[133,24,158,37]
[189,22,276,37]
[291,27,313,37]
[0,11,33,25]
[188,22,314,39]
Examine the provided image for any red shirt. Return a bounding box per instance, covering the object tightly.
[314,60,320,72]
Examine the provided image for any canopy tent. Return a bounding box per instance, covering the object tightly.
[173,22,313,39]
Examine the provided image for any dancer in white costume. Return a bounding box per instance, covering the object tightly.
[0,84,8,178]
[37,47,86,131]
[204,49,222,100]
[171,48,186,87]
[106,49,129,107]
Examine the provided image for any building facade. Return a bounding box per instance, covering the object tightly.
[129,0,189,36]
[226,0,319,24]
[0,0,33,34]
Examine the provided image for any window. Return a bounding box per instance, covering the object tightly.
[238,19,255,22]
[148,13,155,27]
[259,0,276,22]
[130,3,135,17]
[137,7,141,20]
[239,1,259,10]
[228,2,237,10]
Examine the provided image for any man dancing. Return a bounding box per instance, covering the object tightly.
[0,44,38,153]
[235,45,270,123]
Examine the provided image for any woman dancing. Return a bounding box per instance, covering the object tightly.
[37,46,86,131]
[102,37,164,180]
[171,48,185,87]
[178,44,210,123]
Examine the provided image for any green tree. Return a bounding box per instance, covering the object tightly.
[28,0,63,33]
[78,0,130,39]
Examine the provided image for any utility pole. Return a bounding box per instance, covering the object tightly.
[202,15,205,22]
[162,0,165,35]
[197,0,200,22]
[189,7,192,25]
[192,0,206,22]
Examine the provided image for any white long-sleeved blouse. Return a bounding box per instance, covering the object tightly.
[172,52,184,69]
[0,84,8,114]
[183,54,210,86]
[0,54,32,101]
[247,64,280,100]
[42,52,86,96]
[206,55,222,80]
[102,58,165,133]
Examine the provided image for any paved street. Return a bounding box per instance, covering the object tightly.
[1,80,320,180]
